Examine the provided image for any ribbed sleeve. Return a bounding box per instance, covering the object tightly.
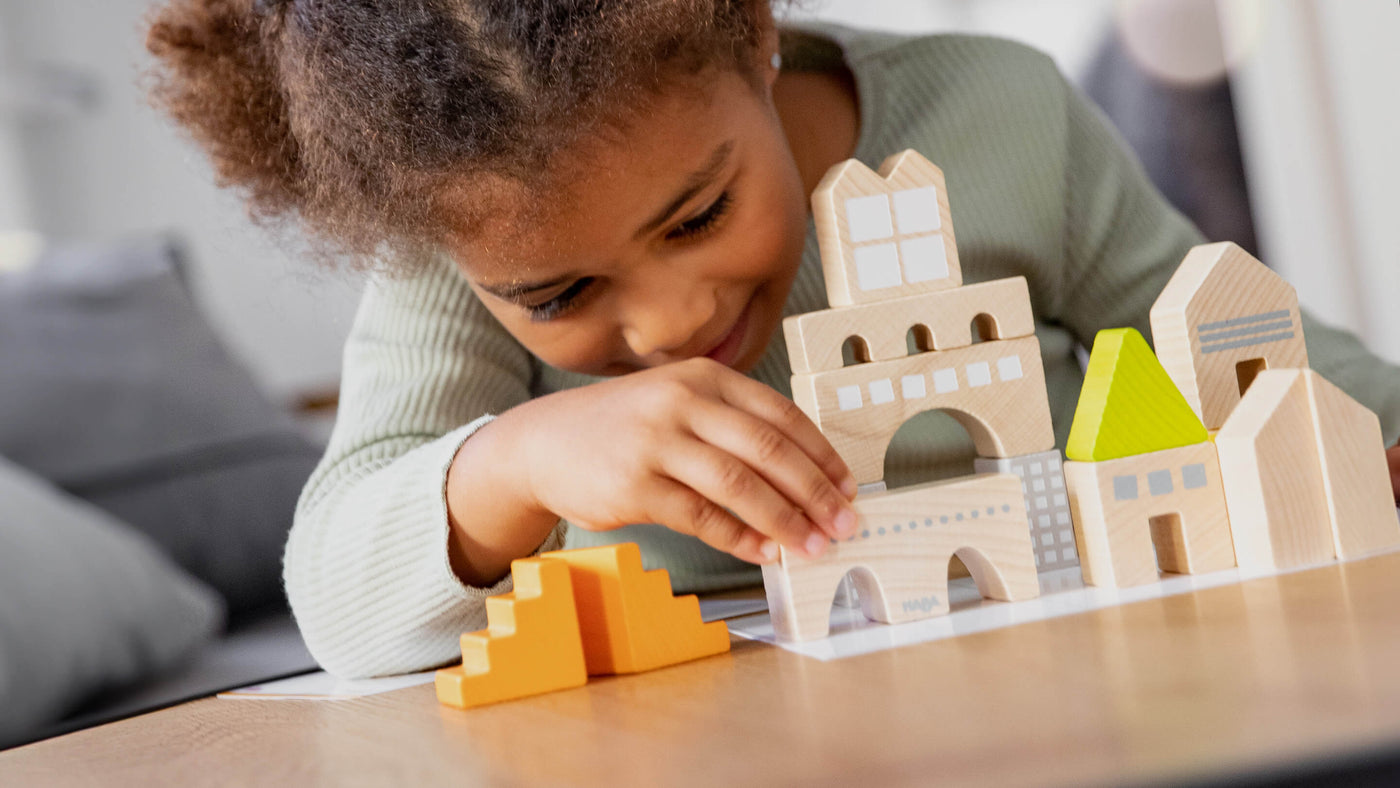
[286,28,1400,679]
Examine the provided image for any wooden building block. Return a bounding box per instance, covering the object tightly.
[1304,372,1400,558]
[791,335,1055,485]
[1066,328,1209,462]
[1151,242,1309,431]
[974,449,1078,572]
[1064,442,1235,588]
[1216,370,1334,571]
[813,150,962,307]
[784,277,1035,374]
[543,543,730,675]
[760,473,1040,641]
[436,558,588,709]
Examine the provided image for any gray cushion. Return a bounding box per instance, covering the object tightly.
[0,238,323,615]
[0,454,223,749]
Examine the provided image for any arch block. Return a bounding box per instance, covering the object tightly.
[784,276,1035,374]
[1063,442,1235,588]
[761,473,1040,641]
[1151,242,1309,430]
[790,335,1055,485]
[813,150,963,306]
[436,558,588,709]
[1066,327,1209,462]
[542,542,730,675]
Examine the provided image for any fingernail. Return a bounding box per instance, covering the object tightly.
[840,474,859,498]
[758,539,779,563]
[833,507,857,537]
[804,532,827,558]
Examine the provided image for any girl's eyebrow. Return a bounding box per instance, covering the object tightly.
[632,140,735,241]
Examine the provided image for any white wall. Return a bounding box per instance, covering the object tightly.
[0,0,361,401]
[1224,0,1400,362]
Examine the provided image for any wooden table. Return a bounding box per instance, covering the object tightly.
[6,553,1400,787]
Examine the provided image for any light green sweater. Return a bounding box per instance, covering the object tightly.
[285,28,1400,678]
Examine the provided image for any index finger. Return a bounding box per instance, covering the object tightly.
[714,372,858,499]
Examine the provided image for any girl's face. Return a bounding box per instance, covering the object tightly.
[448,66,808,377]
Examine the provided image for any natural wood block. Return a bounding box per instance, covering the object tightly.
[974,449,1078,572]
[1151,242,1309,431]
[436,558,588,709]
[543,543,730,675]
[1064,443,1236,588]
[760,472,1040,641]
[1304,372,1400,558]
[1216,370,1334,571]
[1065,327,1209,462]
[813,150,962,307]
[784,276,1035,374]
[791,335,1055,485]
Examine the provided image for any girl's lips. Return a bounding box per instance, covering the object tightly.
[702,301,752,367]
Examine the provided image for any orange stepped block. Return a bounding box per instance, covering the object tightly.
[435,558,588,709]
[546,543,731,674]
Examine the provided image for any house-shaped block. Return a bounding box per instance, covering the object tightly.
[1063,328,1236,587]
[1216,368,1400,571]
[812,150,963,307]
[1150,242,1309,431]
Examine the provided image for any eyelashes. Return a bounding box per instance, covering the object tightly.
[525,189,734,322]
[526,276,595,322]
[667,190,732,241]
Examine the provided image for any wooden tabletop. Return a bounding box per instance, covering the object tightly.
[7,552,1400,787]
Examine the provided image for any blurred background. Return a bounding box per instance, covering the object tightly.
[0,0,1395,750]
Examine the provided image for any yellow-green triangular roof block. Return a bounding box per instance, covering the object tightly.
[1066,328,1209,462]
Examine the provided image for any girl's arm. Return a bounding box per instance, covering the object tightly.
[284,257,555,679]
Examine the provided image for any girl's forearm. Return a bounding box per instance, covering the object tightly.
[444,413,560,587]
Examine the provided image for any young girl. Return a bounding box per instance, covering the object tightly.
[147,0,1400,678]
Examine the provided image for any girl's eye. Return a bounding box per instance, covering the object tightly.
[526,277,595,322]
[666,191,733,241]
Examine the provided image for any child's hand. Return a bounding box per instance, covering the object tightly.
[495,358,859,565]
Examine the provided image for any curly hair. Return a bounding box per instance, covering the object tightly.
[146,0,770,272]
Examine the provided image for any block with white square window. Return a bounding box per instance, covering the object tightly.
[813,150,963,306]
[788,335,1054,485]
[976,448,1077,572]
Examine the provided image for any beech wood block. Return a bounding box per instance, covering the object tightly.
[1305,372,1400,558]
[760,472,1040,641]
[784,276,1035,374]
[543,543,731,675]
[1064,443,1236,588]
[813,150,963,307]
[974,449,1078,572]
[1216,370,1335,571]
[791,335,1054,484]
[1151,242,1309,431]
[436,558,588,709]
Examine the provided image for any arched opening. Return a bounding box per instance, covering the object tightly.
[1149,513,1188,574]
[906,324,935,354]
[883,410,978,490]
[970,313,1001,344]
[841,335,872,366]
[832,565,884,620]
[1236,358,1267,396]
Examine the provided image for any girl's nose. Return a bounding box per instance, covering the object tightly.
[620,283,718,359]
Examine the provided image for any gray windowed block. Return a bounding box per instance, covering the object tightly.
[1113,475,1139,501]
[1181,463,1208,490]
[975,448,1077,572]
[1147,469,1174,497]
